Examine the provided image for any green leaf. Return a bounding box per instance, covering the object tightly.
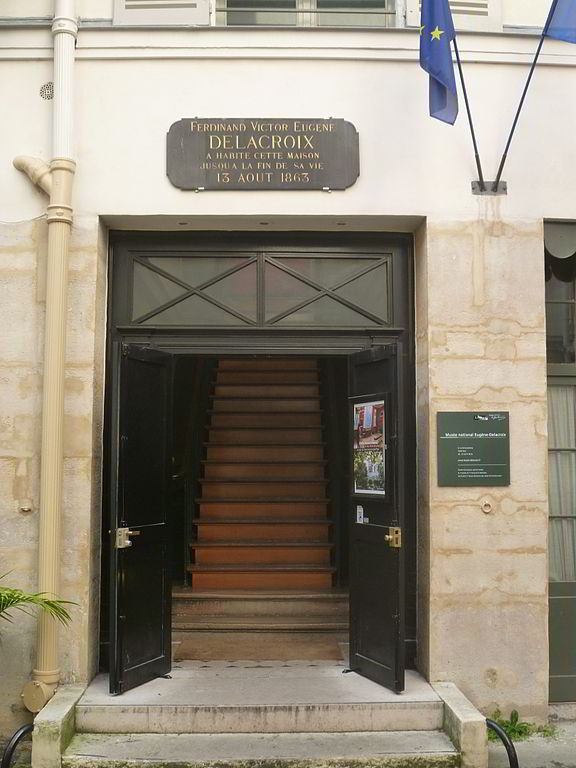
[0,578,75,626]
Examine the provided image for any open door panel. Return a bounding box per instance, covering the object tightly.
[109,344,173,694]
[348,344,405,693]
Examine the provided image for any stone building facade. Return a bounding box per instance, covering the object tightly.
[0,0,574,753]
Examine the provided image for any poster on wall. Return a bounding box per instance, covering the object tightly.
[353,400,386,495]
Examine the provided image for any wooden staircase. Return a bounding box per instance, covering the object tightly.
[174,357,348,661]
[189,357,335,591]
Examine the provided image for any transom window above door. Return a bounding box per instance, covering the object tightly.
[128,250,392,328]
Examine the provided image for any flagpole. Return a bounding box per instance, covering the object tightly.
[492,0,560,192]
[453,39,486,192]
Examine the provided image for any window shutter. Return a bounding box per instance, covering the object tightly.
[406,0,502,32]
[113,0,210,26]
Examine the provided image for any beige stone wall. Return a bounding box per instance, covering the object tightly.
[415,216,549,720]
[0,215,106,738]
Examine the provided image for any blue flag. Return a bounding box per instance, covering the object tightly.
[420,0,458,124]
[545,0,576,43]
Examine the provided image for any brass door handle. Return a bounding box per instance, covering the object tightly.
[385,527,402,548]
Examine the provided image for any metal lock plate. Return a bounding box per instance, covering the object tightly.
[115,527,140,549]
[384,527,402,548]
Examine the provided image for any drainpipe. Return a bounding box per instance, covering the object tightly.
[17,0,77,714]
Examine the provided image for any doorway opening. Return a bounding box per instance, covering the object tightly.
[171,354,350,663]
[101,231,415,696]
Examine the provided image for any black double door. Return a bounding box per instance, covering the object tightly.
[108,343,405,694]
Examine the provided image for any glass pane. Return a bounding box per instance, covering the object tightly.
[142,294,247,325]
[546,303,576,363]
[265,263,319,321]
[147,256,251,287]
[548,387,576,449]
[274,257,382,287]
[549,453,576,517]
[132,262,187,321]
[335,265,389,321]
[202,263,257,320]
[274,295,377,326]
[223,0,296,25]
[546,273,574,301]
[550,518,576,582]
[317,0,392,27]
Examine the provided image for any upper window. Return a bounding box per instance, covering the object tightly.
[545,223,576,366]
[219,0,395,27]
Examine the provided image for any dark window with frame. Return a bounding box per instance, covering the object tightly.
[112,235,400,331]
[545,221,576,702]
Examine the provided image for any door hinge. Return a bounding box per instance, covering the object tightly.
[115,527,141,549]
[384,527,402,549]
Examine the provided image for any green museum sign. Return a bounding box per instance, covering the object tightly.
[437,412,510,487]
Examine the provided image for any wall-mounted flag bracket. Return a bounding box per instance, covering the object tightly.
[471,180,507,196]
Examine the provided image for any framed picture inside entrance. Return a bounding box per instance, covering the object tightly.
[352,399,386,495]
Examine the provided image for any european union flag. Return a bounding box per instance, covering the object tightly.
[419,0,458,124]
[545,0,576,44]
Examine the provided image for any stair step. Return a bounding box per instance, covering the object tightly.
[207,428,322,445]
[214,385,320,398]
[216,371,320,384]
[202,462,326,480]
[64,730,457,767]
[194,520,331,542]
[213,398,322,413]
[192,541,332,566]
[199,481,328,500]
[173,616,347,631]
[73,669,446,733]
[171,590,349,619]
[210,412,322,427]
[218,358,318,370]
[197,501,329,519]
[206,445,324,461]
[188,565,335,590]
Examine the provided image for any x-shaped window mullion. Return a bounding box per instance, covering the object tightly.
[132,255,258,325]
[264,255,387,325]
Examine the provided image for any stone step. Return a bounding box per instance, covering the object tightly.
[171,590,349,619]
[74,667,446,734]
[63,730,458,768]
[173,615,348,631]
[173,628,348,661]
[74,667,445,734]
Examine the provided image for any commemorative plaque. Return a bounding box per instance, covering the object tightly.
[437,412,510,487]
[166,118,359,190]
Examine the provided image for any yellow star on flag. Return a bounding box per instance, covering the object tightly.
[430,25,444,40]
[419,24,425,35]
